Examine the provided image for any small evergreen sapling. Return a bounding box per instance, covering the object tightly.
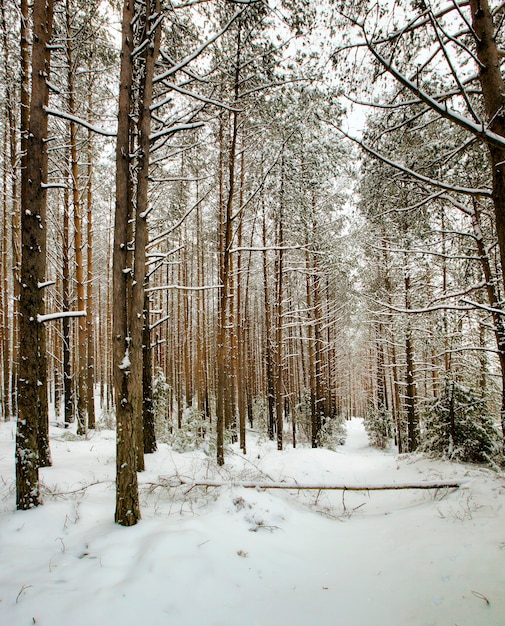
[364,406,394,449]
[421,381,500,464]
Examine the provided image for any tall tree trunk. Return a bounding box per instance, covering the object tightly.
[1,122,8,421]
[306,238,318,447]
[274,159,285,450]
[471,200,505,452]
[261,197,275,440]
[143,287,156,453]
[86,108,96,428]
[1,0,15,421]
[381,235,402,451]
[16,0,54,510]
[62,180,73,427]
[235,213,247,453]
[470,0,505,449]
[216,109,232,465]
[66,0,87,435]
[130,0,161,471]
[113,0,140,526]
[404,260,418,452]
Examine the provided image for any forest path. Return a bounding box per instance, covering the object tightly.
[1,419,505,626]
[341,416,376,452]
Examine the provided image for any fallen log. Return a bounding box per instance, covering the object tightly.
[173,478,462,491]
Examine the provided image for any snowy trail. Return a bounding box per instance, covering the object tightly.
[341,416,371,452]
[1,418,505,626]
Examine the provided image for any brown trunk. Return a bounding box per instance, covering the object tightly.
[16,0,54,509]
[470,0,505,448]
[62,179,73,426]
[1,0,14,420]
[86,92,96,427]
[274,160,285,450]
[306,238,318,447]
[113,0,140,526]
[471,201,505,451]
[404,264,418,452]
[262,199,275,440]
[66,0,87,435]
[143,287,156,453]
[382,234,402,452]
[236,210,247,453]
[0,123,8,421]
[130,0,161,471]
[216,110,231,465]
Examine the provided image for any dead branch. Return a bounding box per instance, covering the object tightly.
[155,477,462,491]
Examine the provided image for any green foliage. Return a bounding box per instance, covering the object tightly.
[316,415,347,450]
[295,392,346,449]
[169,407,208,453]
[421,381,501,464]
[364,406,393,449]
[153,369,171,443]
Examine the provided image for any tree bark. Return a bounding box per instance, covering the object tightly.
[274,159,285,450]
[16,0,54,510]
[66,0,87,435]
[62,180,73,427]
[131,0,161,467]
[470,0,505,449]
[86,82,96,428]
[113,0,140,526]
[262,199,275,440]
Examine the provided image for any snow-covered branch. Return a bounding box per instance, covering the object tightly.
[149,121,204,142]
[329,123,492,197]
[152,82,239,113]
[145,284,222,293]
[357,35,505,151]
[375,300,474,315]
[167,477,462,491]
[229,245,305,254]
[147,188,212,249]
[45,107,116,137]
[37,310,86,323]
[460,298,505,316]
[153,7,247,84]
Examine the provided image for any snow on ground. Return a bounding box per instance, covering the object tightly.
[1,418,504,626]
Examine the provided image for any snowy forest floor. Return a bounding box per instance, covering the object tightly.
[1,417,504,626]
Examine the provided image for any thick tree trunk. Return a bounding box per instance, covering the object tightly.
[471,202,505,453]
[131,0,161,468]
[113,0,140,526]
[16,0,54,510]
[470,0,505,450]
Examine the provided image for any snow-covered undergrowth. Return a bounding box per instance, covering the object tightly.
[1,418,504,626]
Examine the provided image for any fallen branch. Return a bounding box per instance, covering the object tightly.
[158,477,462,491]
